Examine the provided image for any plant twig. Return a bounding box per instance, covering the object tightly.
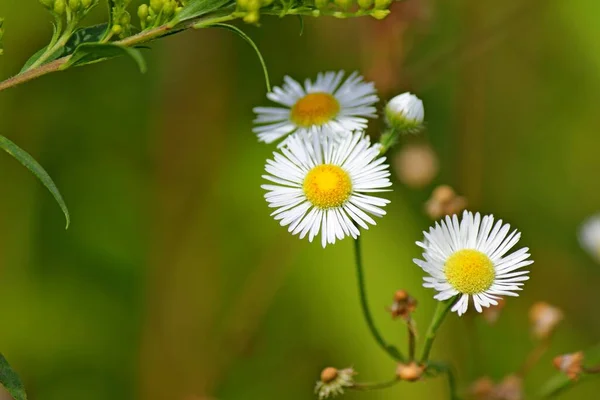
[351,378,400,391]
[419,298,454,364]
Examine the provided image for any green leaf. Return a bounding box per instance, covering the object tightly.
[60,43,147,72]
[0,354,27,400]
[107,0,116,28]
[0,134,70,229]
[204,23,271,92]
[170,0,234,25]
[19,24,108,73]
[296,15,304,36]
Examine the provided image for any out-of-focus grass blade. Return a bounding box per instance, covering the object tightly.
[0,354,27,400]
[0,134,70,228]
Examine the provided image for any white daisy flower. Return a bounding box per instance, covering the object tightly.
[253,71,379,145]
[262,130,391,247]
[413,211,533,316]
[579,214,600,262]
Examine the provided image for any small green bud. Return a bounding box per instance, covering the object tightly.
[150,0,164,13]
[334,0,352,10]
[243,10,259,24]
[163,0,176,16]
[39,0,55,9]
[311,9,320,16]
[54,0,66,14]
[111,24,123,35]
[370,9,389,19]
[246,0,261,11]
[374,0,391,9]
[138,4,149,19]
[357,0,373,9]
[175,6,183,13]
[68,0,81,11]
[119,11,131,25]
[315,0,328,9]
[236,0,250,9]
[81,0,92,8]
[333,11,346,18]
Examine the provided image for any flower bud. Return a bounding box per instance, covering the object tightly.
[68,0,80,11]
[374,0,391,9]
[553,352,584,381]
[357,0,373,9]
[150,0,164,13]
[315,367,355,399]
[119,12,131,26]
[386,92,425,134]
[163,0,176,16]
[54,0,66,14]
[396,362,424,382]
[243,11,260,24]
[138,4,149,20]
[370,9,389,19]
[246,0,261,11]
[111,24,123,35]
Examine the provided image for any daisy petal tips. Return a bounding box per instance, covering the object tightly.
[253,71,379,146]
[262,130,392,248]
[413,210,533,316]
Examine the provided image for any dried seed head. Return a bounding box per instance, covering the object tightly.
[396,362,424,382]
[530,302,563,340]
[315,367,355,399]
[553,352,584,381]
[320,367,338,383]
[388,290,417,320]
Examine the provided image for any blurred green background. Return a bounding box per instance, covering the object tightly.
[1,0,600,399]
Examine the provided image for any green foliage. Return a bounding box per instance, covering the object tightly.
[0,354,27,400]
[0,134,70,229]
[206,23,271,91]
[60,42,147,71]
[170,0,234,25]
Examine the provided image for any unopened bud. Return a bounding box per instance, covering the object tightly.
[163,1,176,16]
[357,0,373,9]
[119,12,131,26]
[374,0,391,9]
[396,362,424,382]
[138,4,149,20]
[386,92,425,134]
[334,0,353,10]
[530,302,563,340]
[111,24,122,35]
[68,0,80,10]
[553,352,584,381]
[54,0,66,14]
[370,9,389,19]
[243,11,260,24]
[150,0,164,13]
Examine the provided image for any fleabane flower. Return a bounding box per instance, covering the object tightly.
[579,214,600,262]
[253,71,378,145]
[413,211,533,316]
[385,92,425,134]
[262,130,391,247]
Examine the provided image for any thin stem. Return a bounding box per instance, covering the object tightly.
[407,317,417,361]
[353,236,405,362]
[27,19,79,71]
[419,298,454,364]
[517,339,550,378]
[350,378,400,391]
[427,361,461,400]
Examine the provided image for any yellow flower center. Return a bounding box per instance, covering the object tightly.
[290,92,340,127]
[444,249,495,294]
[303,164,352,209]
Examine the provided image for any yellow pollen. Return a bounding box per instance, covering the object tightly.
[444,249,495,294]
[303,164,352,209]
[290,92,340,127]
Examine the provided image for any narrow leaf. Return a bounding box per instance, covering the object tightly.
[0,134,70,229]
[20,46,50,73]
[0,354,27,400]
[170,0,234,25]
[296,15,304,36]
[60,43,147,72]
[205,23,271,92]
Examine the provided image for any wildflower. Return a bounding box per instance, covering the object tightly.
[388,289,417,320]
[424,185,467,220]
[385,92,425,134]
[315,367,355,399]
[579,214,600,262]
[396,362,425,382]
[262,131,391,247]
[553,352,584,381]
[393,143,439,188]
[413,211,533,316]
[253,71,378,145]
[529,302,563,340]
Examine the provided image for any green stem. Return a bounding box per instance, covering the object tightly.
[427,361,461,400]
[353,236,405,362]
[26,19,78,71]
[419,298,455,364]
[407,317,417,361]
[350,378,400,391]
